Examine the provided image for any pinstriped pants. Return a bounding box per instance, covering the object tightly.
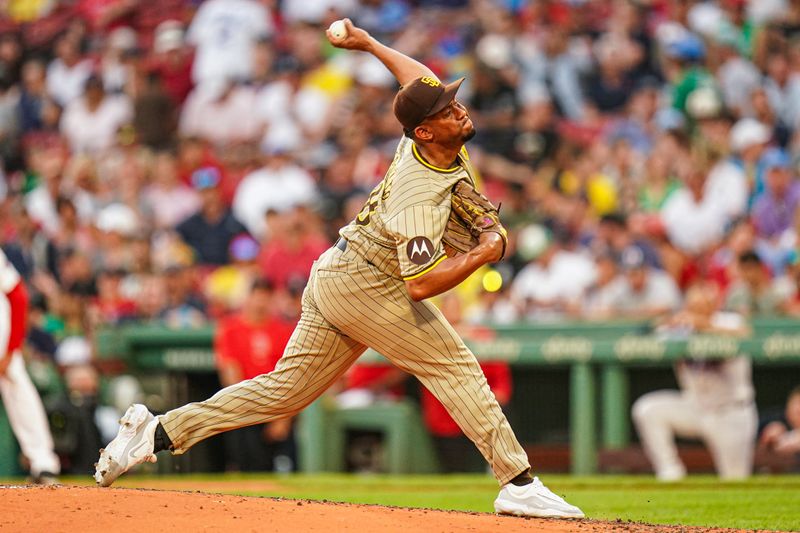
[159,244,530,485]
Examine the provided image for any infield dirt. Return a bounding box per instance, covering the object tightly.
[0,485,739,532]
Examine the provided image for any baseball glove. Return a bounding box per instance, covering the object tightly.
[442,179,508,259]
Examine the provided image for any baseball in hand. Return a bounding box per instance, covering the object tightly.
[328,19,348,40]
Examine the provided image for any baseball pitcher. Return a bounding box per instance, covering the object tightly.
[95,20,583,519]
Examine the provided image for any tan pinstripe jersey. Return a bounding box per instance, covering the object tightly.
[339,136,478,280]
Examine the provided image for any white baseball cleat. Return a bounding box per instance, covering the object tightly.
[494,476,585,518]
[94,404,159,487]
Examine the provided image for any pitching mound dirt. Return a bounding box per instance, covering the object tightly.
[0,485,734,532]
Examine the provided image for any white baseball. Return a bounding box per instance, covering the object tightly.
[329,19,348,40]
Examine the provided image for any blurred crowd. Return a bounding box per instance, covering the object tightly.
[3,0,800,472]
[4,0,800,345]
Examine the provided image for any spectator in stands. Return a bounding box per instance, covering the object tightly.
[664,33,712,116]
[179,76,261,147]
[0,30,23,87]
[776,252,800,316]
[214,279,296,472]
[282,0,356,25]
[186,0,273,85]
[537,27,587,122]
[0,76,18,166]
[707,220,756,292]
[176,166,249,265]
[751,85,789,149]
[511,226,596,320]
[90,268,137,326]
[60,75,133,155]
[205,234,261,315]
[752,148,800,274]
[702,114,749,222]
[661,149,730,255]
[466,63,517,157]
[257,206,329,291]
[251,53,330,155]
[147,20,193,106]
[93,203,141,272]
[715,32,762,118]
[24,140,69,237]
[636,135,682,213]
[159,265,207,329]
[233,144,318,239]
[133,71,178,150]
[759,385,800,459]
[728,117,771,201]
[100,26,139,95]
[764,48,800,131]
[46,33,92,107]
[725,251,785,316]
[141,150,200,230]
[50,286,92,340]
[752,148,800,239]
[18,59,51,134]
[464,273,520,326]
[592,246,681,320]
[585,32,638,115]
[586,212,661,268]
[134,273,167,323]
[581,250,621,319]
[633,281,756,481]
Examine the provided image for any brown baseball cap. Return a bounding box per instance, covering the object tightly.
[393,76,465,132]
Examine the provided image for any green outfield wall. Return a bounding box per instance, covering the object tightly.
[90,319,800,475]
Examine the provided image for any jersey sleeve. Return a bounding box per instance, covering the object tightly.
[385,205,450,280]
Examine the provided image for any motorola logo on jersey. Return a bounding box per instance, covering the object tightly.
[407,236,434,265]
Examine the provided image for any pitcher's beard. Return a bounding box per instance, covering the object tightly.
[462,126,476,142]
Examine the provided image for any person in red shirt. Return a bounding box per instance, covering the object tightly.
[146,20,194,106]
[90,268,138,325]
[214,278,296,472]
[258,206,330,291]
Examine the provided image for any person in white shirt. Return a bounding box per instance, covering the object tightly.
[592,246,682,320]
[661,154,730,255]
[701,117,750,221]
[100,26,139,94]
[187,0,273,85]
[715,36,761,117]
[282,0,358,25]
[60,76,133,155]
[24,143,70,237]
[179,77,261,147]
[511,231,597,320]
[232,143,317,238]
[254,65,331,155]
[46,34,94,107]
[141,151,201,229]
[633,281,756,481]
[763,51,800,131]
